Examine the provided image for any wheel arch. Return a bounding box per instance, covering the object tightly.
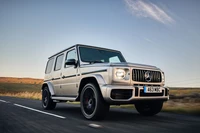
[41,82,55,96]
[77,74,106,101]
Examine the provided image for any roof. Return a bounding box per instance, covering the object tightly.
[48,44,120,59]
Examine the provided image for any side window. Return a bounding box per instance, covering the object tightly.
[54,54,64,71]
[65,49,77,67]
[45,58,54,74]
[109,56,120,63]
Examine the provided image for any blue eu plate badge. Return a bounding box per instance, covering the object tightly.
[144,86,147,93]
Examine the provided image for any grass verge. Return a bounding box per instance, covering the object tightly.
[0,92,41,100]
[162,101,200,115]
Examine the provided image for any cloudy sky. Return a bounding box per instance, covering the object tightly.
[0,0,200,87]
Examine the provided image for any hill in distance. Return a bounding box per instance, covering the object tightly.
[0,77,43,84]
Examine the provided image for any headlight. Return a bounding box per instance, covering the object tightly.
[161,72,165,82]
[115,69,126,79]
[115,68,130,80]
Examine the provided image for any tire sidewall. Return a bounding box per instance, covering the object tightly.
[80,83,98,119]
[135,101,163,116]
[42,87,50,109]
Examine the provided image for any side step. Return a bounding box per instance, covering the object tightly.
[51,96,76,101]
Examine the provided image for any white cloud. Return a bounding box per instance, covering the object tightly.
[144,38,154,43]
[124,0,174,24]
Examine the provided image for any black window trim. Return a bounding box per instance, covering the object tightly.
[54,54,64,71]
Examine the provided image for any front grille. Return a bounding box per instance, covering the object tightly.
[140,90,164,97]
[132,69,162,82]
[111,89,132,100]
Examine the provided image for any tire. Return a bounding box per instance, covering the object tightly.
[135,101,163,116]
[42,86,56,110]
[80,83,110,120]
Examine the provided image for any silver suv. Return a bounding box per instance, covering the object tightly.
[42,44,169,120]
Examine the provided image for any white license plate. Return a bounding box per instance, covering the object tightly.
[144,86,161,93]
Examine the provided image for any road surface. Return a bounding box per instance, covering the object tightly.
[0,96,199,133]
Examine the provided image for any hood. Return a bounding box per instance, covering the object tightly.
[81,62,160,70]
[110,62,159,69]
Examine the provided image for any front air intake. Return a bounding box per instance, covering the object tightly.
[111,89,132,100]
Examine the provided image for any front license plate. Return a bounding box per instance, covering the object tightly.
[144,86,161,93]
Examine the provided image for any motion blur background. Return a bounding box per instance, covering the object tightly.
[0,0,200,87]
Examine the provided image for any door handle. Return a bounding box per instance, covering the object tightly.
[62,76,65,79]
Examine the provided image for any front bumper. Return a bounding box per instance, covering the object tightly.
[101,85,169,104]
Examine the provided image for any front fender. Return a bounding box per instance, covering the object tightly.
[81,74,107,86]
[80,74,107,97]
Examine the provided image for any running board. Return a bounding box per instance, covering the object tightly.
[51,96,76,101]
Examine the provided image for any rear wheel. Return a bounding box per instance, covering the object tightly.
[80,83,110,120]
[135,101,163,116]
[42,86,56,110]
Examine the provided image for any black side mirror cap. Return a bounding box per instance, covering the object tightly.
[65,59,77,66]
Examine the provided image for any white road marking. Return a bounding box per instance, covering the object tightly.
[89,124,102,128]
[14,104,66,119]
[0,99,7,103]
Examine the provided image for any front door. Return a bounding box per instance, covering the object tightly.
[61,48,78,97]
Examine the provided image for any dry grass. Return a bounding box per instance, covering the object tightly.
[0,92,41,100]
[0,77,43,84]
[170,88,200,96]
[163,101,200,115]
[0,77,42,100]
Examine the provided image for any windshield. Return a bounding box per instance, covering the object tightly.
[79,46,126,63]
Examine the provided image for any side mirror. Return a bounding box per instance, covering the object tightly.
[65,59,77,66]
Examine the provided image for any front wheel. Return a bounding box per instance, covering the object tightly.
[80,83,110,120]
[135,101,163,116]
[42,86,56,110]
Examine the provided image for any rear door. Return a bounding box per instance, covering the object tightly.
[51,54,64,95]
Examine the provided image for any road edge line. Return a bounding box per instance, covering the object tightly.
[0,99,7,103]
[14,103,66,119]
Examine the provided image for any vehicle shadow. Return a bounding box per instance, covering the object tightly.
[105,108,173,123]
[55,104,83,118]
[54,103,176,123]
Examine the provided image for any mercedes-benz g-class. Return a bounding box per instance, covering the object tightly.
[42,44,169,120]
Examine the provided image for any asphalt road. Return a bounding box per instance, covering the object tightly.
[0,96,199,133]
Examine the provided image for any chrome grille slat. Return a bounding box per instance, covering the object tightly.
[153,71,155,81]
[143,70,145,82]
